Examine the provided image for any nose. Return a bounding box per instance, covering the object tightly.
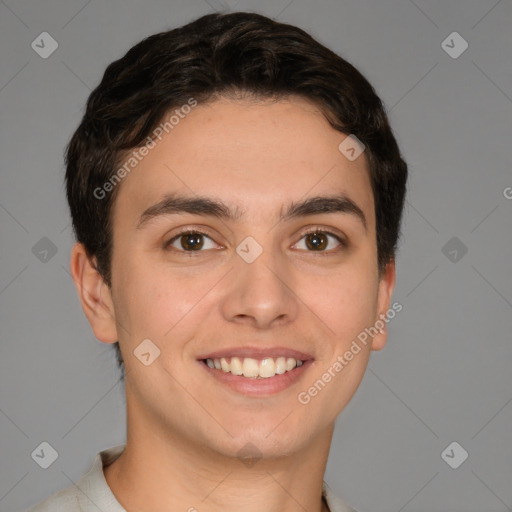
[219,240,300,330]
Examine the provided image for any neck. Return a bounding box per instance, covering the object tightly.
[104,402,335,512]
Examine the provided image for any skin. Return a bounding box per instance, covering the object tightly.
[71,95,395,512]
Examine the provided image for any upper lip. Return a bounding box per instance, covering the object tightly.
[197,346,314,361]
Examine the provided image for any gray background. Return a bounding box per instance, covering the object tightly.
[1,0,511,511]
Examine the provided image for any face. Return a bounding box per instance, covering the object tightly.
[77,96,395,460]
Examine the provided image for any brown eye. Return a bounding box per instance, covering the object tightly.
[294,230,345,252]
[305,232,328,250]
[179,233,204,251]
[165,230,218,252]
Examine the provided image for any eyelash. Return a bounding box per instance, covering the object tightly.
[163,226,347,256]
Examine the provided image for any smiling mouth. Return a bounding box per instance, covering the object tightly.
[201,356,304,379]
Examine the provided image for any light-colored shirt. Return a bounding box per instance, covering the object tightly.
[25,444,358,512]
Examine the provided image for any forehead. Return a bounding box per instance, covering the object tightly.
[112,96,375,229]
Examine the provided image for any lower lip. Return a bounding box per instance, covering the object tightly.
[197,359,313,396]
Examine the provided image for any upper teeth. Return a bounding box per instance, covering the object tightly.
[205,356,304,379]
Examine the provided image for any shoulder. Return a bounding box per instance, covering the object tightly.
[24,444,126,512]
[24,485,81,512]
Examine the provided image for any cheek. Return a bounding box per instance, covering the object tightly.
[308,266,378,342]
[115,264,219,348]
[295,274,378,423]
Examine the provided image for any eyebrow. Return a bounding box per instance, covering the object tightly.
[136,193,367,231]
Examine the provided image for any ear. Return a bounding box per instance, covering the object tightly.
[371,260,396,351]
[69,242,118,344]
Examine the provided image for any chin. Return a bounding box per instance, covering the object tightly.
[212,423,313,461]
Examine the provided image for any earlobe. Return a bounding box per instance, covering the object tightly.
[69,242,118,344]
[371,260,396,351]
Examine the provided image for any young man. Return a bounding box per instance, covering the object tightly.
[27,11,407,512]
